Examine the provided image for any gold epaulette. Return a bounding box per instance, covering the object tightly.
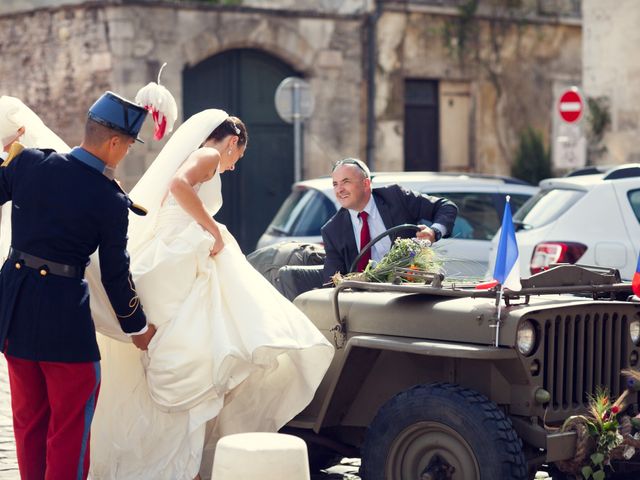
[1,142,25,167]
[110,179,148,216]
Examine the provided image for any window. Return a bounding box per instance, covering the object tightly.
[514,188,585,229]
[627,189,640,224]
[267,188,336,236]
[421,192,509,240]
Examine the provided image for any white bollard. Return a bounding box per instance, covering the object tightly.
[211,432,310,480]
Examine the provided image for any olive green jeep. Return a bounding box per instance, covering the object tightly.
[283,264,640,480]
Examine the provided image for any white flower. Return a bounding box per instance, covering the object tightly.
[623,445,636,460]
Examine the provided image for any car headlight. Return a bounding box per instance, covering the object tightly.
[630,320,640,345]
[517,320,536,356]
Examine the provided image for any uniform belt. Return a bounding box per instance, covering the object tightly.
[8,247,85,279]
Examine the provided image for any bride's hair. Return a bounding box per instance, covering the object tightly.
[205,116,248,146]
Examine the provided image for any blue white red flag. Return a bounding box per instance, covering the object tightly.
[632,253,640,297]
[493,197,521,291]
[477,197,521,291]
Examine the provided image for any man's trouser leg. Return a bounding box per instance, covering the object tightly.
[6,355,101,480]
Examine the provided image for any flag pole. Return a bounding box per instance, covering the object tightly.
[495,283,504,347]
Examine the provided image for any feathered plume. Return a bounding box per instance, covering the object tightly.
[135,63,178,140]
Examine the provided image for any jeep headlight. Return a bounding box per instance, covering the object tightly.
[517,320,536,356]
[630,320,640,345]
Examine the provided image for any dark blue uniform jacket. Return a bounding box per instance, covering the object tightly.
[0,148,147,362]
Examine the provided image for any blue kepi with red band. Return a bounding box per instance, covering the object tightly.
[88,91,148,143]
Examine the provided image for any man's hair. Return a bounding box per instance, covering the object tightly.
[84,118,129,146]
[332,157,371,179]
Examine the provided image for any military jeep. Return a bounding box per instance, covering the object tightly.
[283,264,640,480]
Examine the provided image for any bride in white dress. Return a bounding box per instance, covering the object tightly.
[87,110,334,479]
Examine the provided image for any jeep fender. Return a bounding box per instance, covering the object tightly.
[313,334,518,432]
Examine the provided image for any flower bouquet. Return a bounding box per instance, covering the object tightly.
[333,237,443,285]
[554,370,640,479]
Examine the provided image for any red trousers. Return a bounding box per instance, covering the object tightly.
[5,355,101,480]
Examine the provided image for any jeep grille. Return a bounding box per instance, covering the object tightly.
[542,312,629,411]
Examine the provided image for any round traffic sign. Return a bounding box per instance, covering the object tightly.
[275,77,315,124]
[558,88,583,123]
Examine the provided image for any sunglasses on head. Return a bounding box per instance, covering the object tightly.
[332,158,370,178]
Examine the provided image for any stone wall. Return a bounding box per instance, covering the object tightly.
[373,6,582,174]
[0,1,364,187]
[0,0,582,183]
[583,0,640,165]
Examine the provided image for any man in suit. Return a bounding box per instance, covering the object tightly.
[322,158,458,283]
[0,91,156,479]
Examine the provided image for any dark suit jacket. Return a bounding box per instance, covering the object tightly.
[321,184,457,282]
[0,148,147,362]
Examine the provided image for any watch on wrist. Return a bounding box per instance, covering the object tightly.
[431,226,442,242]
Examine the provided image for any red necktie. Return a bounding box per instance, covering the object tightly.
[357,211,371,272]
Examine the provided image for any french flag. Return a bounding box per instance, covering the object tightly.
[477,196,522,291]
[633,254,640,297]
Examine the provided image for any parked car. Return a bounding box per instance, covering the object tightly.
[256,172,538,278]
[488,164,640,281]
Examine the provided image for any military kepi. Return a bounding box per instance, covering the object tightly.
[88,91,148,143]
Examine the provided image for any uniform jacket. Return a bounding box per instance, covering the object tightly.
[321,184,458,283]
[0,148,146,362]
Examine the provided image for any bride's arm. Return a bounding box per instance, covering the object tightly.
[168,147,224,254]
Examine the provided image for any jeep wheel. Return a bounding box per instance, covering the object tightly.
[360,383,527,480]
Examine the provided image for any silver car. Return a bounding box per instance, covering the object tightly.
[257,172,538,278]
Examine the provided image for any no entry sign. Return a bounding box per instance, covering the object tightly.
[558,88,583,123]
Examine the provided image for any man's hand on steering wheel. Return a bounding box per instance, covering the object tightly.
[416,225,435,244]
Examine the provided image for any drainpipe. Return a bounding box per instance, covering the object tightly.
[365,0,382,170]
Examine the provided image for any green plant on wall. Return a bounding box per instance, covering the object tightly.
[511,127,551,185]
[585,96,610,164]
[586,96,610,145]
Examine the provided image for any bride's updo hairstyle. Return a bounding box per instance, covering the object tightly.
[205,116,248,146]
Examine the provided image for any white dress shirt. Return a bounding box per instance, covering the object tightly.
[348,195,391,263]
[348,193,449,263]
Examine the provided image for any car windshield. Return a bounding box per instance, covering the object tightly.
[268,188,336,236]
[513,188,585,229]
[422,192,532,240]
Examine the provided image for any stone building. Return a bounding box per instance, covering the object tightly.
[0,0,581,250]
[582,0,640,165]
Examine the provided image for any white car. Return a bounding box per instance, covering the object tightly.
[256,172,538,278]
[488,164,640,281]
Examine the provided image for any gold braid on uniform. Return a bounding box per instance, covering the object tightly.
[115,275,141,319]
[1,142,24,167]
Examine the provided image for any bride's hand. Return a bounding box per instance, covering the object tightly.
[209,235,225,256]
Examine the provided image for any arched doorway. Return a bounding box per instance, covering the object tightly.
[183,49,299,252]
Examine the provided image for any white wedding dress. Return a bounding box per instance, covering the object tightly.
[89,169,334,479]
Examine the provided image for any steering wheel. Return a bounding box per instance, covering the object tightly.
[349,224,421,273]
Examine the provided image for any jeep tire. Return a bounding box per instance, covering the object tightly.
[360,382,528,480]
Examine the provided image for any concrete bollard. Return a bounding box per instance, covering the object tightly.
[211,432,310,480]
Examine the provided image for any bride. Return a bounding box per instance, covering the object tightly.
[87,109,334,479]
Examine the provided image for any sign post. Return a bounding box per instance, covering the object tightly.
[553,86,586,171]
[275,77,315,182]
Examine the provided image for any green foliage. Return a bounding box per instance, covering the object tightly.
[511,127,551,185]
[586,96,611,144]
[442,0,479,64]
[364,238,442,283]
[577,388,623,479]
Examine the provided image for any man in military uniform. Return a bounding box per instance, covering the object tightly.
[0,92,156,480]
